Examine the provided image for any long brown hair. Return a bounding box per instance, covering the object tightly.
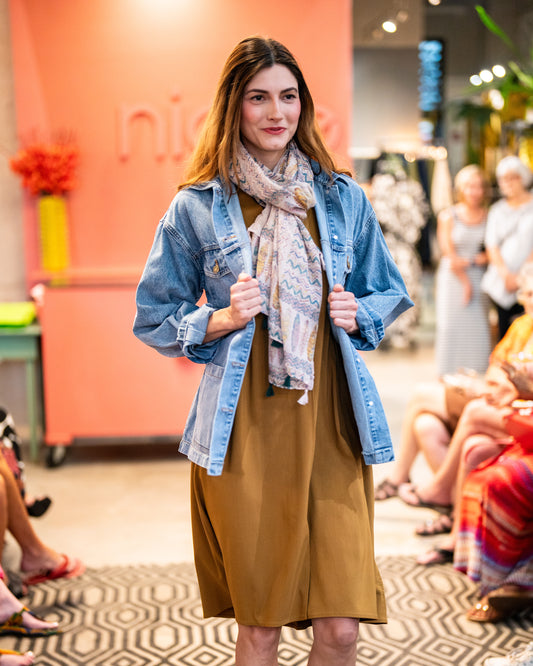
[179,36,342,191]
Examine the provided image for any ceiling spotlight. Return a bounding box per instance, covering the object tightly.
[492,64,506,78]
[396,10,409,22]
[382,20,397,33]
[479,69,494,83]
[428,0,441,5]
[470,74,483,86]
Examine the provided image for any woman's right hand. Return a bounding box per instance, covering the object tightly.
[203,273,262,342]
[228,273,263,328]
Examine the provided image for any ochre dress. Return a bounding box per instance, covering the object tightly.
[190,191,387,629]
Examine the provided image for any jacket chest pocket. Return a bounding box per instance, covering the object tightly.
[201,247,233,279]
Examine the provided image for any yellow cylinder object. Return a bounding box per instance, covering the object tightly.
[37,195,70,272]
[519,133,533,173]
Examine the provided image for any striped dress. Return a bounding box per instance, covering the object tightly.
[435,207,491,376]
[454,438,533,596]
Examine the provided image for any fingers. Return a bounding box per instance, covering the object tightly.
[230,273,262,326]
[328,284,359,333]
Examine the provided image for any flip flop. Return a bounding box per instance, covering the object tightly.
[22,554,85,586]
[398,484,453,514]
[374,478,401,501]
[415,512,453,536]
[0,608,59,637]
[416,547,454,566]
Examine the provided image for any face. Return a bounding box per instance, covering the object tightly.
[240,64,301,169]
[498,170,525,199]
[460,173,485,206]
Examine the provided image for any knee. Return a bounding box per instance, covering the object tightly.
[237,625,280,655]
[413,412,445,441]
[313,618,359,653]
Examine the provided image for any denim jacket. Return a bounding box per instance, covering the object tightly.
[134,168,413,475]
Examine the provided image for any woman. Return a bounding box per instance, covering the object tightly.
[134,37,412,665]
[375,261,533,513]
[397,262,533,515]
[414,406,533,624]
[0,451,83,591]
[435,164,490,377]
[482,155,533,340]
[0,407,51,518]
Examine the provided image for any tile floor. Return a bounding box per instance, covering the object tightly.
[7,341,442,570]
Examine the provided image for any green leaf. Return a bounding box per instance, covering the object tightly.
[475,5,518,53]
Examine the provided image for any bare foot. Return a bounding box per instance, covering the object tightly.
[398,482,452,509]
[21,552,84,586]
[0,651,35,666]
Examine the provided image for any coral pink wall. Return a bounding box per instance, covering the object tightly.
[9,0,352,279]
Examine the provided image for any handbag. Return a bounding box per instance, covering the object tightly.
[442,370,486,429]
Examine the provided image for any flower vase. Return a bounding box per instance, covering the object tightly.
[37,194,70,272]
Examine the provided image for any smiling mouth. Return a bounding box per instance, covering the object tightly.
[263,127,285,134]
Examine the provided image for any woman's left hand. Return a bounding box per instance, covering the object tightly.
[328,284,359,334]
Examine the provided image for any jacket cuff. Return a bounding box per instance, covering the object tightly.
[177,304,219,362]
[353,303,384,350]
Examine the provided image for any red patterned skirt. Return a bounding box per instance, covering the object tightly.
[454,439,533,596]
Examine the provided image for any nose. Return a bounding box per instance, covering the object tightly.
[267,97,283,120]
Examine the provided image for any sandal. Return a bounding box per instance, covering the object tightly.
[0,649,34,665]
[466,595,505,623]
[416,546,454,566]
[488,584,533,614]
[0,607,59,637]
[415,512,453,537]
[398,483,453,514]
[374,478,402,501]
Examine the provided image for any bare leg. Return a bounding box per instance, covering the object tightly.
[235,625,281,666]
[0,457,68,575]
[400,397,509,506]
[418,433,505,563]
[0,574,58,634]
[308,618,359,665]
[386,382,449,487]
[414,413,450,473]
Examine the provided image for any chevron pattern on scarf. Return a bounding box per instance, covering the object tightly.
[231,141,323,397]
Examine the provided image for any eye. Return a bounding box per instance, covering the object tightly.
[249,94,264,102]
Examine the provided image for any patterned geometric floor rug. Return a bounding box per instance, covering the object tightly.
[6,556,532,666]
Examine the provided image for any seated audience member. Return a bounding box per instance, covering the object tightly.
[416,410,533,625]
[375,262,533,513]
[0,451,83,591]
[0,408,51,517]
[481,155,533,341]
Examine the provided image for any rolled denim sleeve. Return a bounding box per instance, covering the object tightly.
[134,219,222,363]
[348,208,413,351]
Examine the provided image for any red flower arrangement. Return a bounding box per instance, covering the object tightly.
[9,139,79,196]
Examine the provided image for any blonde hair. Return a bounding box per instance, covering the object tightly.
[454,164,490,204]
[179,36,345,191]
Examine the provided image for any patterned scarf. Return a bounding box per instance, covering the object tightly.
[230,141,323,402]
